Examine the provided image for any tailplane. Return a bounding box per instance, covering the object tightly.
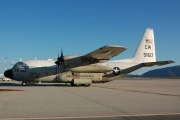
[133,28,156,63]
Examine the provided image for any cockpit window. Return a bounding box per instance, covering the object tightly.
[13,62,26,72]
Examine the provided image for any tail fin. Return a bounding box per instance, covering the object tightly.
[133,28,156,63]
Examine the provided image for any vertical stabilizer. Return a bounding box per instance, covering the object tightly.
[133,28,156,63]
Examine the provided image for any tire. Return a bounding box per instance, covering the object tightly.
[22,81,27,86]
[84,84,90,87]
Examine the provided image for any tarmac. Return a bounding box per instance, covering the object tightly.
[0,79,180,120]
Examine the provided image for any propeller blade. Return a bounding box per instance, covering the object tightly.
[61,46,63,57]
[55,47,65,68]
[57,52,59,60]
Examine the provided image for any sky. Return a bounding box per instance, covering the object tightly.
[0,0,180,75]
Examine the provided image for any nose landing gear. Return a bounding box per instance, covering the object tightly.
[22,81,28,86]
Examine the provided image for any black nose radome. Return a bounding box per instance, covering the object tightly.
[4,69,13,79]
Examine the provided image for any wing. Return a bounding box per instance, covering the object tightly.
[61,45,126,68]
[83,45,127,63]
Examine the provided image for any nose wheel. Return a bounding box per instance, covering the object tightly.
[22,81,27,86]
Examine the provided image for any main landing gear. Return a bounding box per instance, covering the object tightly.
[70,82,90,87]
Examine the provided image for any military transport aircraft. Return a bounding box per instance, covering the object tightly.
[4,28,174,86]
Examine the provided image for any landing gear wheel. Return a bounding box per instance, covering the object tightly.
[22,81,27,86]
[70,83,74,86]
[70,79,76,86]
[70,79,78,86]
[81,84,90,87]
[84,84,90,87]
[70,82,76,86]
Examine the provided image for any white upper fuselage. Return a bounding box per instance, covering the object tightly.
[15,58,141,72]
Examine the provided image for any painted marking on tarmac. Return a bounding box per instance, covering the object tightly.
[93,86,180,97]
[2,112,180,120]
[0,89,25,92]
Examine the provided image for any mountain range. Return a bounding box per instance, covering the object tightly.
[127,65,180,78]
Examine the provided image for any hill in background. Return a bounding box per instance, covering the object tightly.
[141,65,180,78]
[125,65,180,78]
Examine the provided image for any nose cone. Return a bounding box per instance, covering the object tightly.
[4,69,13,79]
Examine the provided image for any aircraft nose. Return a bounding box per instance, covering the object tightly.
[4,69,13,79]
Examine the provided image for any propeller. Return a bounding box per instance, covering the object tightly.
[55,47,64,68]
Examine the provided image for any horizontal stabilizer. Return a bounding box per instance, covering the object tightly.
[142,60,175,67]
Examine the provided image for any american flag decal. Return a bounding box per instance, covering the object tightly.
[146,39,153,44]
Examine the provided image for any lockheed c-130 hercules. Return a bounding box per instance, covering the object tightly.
[4,28,174,86]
